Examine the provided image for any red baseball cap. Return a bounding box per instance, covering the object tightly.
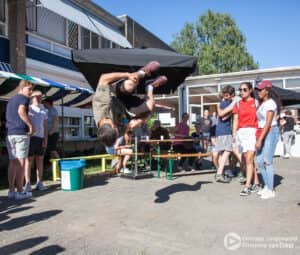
[256,80,273,90]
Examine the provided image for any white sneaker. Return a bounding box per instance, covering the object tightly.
[15,191,32,200]
[283,154,290,159]
[24,182,32,192]
[123,168,132,174]
[261,189,275,199]
[8,190,16,199]
[36,182,47,191]
[257,186,267,196]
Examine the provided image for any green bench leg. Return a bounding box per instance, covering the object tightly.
[166,158,173,180]
[157,145,161,178]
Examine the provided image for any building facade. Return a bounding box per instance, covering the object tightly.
[154,66,300,124]
[0,0,177,154]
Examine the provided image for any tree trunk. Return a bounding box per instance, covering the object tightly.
[8,0,26,73]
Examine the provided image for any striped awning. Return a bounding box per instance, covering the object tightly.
[0,70,94,107]
[0,62,13,72]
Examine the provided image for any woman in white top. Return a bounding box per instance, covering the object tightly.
[255,80,281,199]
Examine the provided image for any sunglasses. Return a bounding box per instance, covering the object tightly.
[239,88,249,92]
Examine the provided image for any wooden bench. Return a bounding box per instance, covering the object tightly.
[50,154,115,181]
[152,152,212,179]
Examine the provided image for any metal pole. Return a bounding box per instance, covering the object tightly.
[134,135,138,177]
[61,97,65,158]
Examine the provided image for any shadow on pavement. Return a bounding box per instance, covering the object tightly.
[0,183,61,211]
[30,245,65,255]
[0,209,62,231]
[0,205,34,223]
[83,174,110,189]
[0,236,48,255]
[274,174,284,188]
[154,181,212,203]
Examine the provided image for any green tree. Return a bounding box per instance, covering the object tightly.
[171,10,258,75]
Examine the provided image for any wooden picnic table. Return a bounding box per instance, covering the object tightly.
[139,138,200,178]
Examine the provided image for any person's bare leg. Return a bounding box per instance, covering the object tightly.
[217,151,231,175]
[253,163,260,185]
[233,147,244,174]
[16,158,26,192]
[36,156,44,183]
[123,155,131,168]
[24,157,33,185]
[8,160,17,192]
[245,151,255,188]
[212,151,219,169]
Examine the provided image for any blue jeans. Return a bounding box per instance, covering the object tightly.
[256,126,279,190]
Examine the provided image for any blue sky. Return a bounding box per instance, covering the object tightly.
[93,0,300,69]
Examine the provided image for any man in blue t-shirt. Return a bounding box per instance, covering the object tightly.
[6,80,34,200]
[214,85,235,183]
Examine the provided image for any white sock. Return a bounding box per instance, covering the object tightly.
[138,70,146,78]
[146,85,153,92]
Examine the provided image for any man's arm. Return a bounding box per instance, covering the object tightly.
[99,72,139,86]
[50,115,59,135]
[217,101,236,117]
[42,119,48,148]
[18,105,34,135]
[232,113,238,141]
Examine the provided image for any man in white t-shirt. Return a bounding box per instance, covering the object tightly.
[24,90,48,192]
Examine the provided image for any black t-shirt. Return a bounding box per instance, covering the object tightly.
[283,117,295,132]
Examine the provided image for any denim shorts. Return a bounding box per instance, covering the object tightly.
[6,135,30,160]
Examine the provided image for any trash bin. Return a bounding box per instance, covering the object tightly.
[59,159,86,191]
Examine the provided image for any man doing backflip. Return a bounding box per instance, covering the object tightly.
[93,61,168,148]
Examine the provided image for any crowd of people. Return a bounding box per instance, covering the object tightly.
[5,80,59,200]
[3,62,297,201]
[93,69,297,200]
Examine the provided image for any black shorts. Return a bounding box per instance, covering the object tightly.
[28,137,45,157]
[48,132,59,151]
[112,80,151,118]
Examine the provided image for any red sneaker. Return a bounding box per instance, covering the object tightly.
[140,61,160,76]
[151,75,168,88]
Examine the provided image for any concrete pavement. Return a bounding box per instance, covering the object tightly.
[0,157,299,255]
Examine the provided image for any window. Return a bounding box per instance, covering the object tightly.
[111,42,120,49]
[81,27,90,49]
[101,37,111,48]
[37,6,66,44]
[286,78,300,89]
[0,24,4,36]
[270,79,283,88]
[59,117,81,139]
[91,32,99,49]
[27,34,51,51]
[0,0,5,22]
[83,116,97,137]
[67,21,78,49]
[26,0,37,31]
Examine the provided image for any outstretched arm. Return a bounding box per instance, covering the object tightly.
[154,103,175,111]
[99,72,138,86]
